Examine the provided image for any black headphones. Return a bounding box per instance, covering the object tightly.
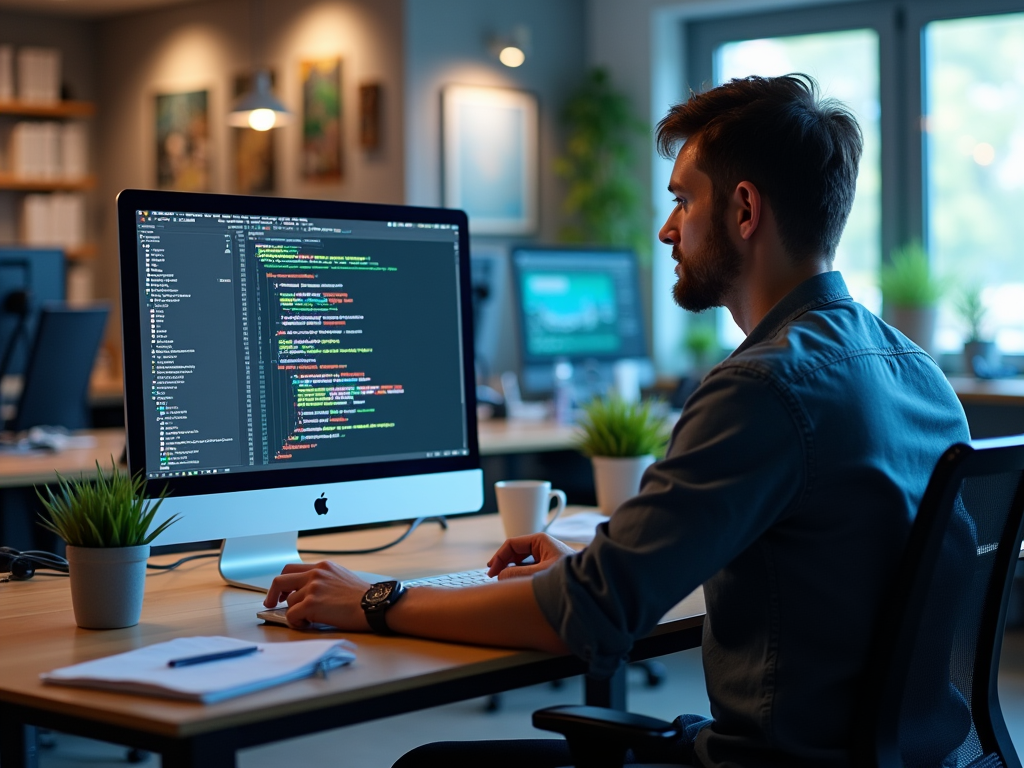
[0,547,69,581]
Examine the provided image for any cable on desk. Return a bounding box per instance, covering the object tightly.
[0,546,69,571]
[300,516,449,556]
[146,552,219,571]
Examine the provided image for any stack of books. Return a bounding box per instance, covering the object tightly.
[15,47,62,104]
[8,121,89,180]
[21,193,86,248]
[0,46,13,102]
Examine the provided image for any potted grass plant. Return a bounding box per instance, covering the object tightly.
[880,242,944,357]
[37,461,175,629]
[575,396,670,515]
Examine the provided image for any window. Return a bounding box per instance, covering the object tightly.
[677,0,1024,366]
[714,30,882,346]
[924,12,1024,353]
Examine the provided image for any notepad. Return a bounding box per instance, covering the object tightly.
[41,636,356,703]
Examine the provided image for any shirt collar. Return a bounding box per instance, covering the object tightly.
[732,271,852,355]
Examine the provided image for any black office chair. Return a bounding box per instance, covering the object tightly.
[534,436,1024,768]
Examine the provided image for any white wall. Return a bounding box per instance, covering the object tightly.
[404,0,588,378]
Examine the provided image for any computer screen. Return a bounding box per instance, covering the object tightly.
[0,248,65,379]
[118,190,482,590]
[510,247,653,397]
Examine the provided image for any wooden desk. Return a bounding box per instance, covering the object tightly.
[0,429,124,489]
[477,418,579,455]
[0,515,705,768]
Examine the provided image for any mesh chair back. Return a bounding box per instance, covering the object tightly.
[861,437,1024,768]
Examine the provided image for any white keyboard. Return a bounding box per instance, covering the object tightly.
[404,567,494,589]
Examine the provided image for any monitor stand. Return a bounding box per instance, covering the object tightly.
[218,531,393,592]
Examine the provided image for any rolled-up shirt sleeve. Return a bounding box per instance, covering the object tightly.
[532,366,808,678]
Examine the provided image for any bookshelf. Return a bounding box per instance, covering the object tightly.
[0,97,98,284]
[0,100,96,119]
[0,173,96,191]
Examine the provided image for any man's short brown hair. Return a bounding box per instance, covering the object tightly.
[657,74,862,263]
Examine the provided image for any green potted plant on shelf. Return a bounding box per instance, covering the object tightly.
[880,241,944,357]
[575,396,670,516]
[37,460,175,629]
[954,284,999,377]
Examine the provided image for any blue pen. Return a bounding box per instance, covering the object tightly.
[167,645,260,668]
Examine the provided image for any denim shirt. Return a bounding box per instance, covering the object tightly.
[532,271,970,768]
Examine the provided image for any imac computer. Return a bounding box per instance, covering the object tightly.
[117,190,483,591]
[510,246,654,399]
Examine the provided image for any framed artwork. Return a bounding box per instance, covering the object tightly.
[442,84,538,235]
[359,83,382,151]
[233,72,276,194]
[301,58,342,183]
[155,89,209,192]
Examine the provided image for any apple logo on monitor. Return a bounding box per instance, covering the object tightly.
[314,493,329,515]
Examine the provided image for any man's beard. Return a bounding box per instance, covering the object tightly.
[672,201,743,313]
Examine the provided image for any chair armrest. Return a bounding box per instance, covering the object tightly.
[533,705,680,745]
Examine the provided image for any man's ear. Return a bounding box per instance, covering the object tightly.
[732,181,761,241]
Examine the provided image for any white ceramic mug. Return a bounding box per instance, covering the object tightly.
[495,480,567,539]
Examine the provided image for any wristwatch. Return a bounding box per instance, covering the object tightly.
[361,580,408,635]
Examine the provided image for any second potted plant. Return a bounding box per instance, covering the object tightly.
[575,396,670,516]
[37,461,175,630]
[955,284,999,376]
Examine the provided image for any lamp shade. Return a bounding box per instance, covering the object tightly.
[228,71,290,130]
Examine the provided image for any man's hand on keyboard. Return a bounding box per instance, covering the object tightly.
[263,561,372,631]
[486,533,576,580]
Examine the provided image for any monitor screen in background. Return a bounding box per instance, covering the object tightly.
[0,249,65,379]
[521,270,622,358]
[511,247,652,398]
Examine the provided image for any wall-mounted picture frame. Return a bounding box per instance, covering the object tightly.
[301,57,342,183]
[359,82,382,151]
[233,71,276,194]
[442,84,538,235]
[155,89,209,191]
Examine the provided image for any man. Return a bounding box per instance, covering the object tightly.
[265,74,970,767]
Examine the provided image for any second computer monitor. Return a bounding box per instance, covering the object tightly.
[510,247,653,399]
[0,248,65,379]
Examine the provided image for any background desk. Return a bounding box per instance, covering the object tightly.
[0,514,705,768]
[0,422,587,549]
[0,421,576,485]
[947,376,1024,439]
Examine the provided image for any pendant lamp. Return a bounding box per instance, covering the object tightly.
[228,0,290,131]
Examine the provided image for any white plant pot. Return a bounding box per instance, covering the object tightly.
[66,544,149,629]
[885,306,937,359]
[591,455,655,516]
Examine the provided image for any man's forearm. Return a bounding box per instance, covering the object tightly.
[386,575,569,654]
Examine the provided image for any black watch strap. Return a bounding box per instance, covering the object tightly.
[361,581,407,635]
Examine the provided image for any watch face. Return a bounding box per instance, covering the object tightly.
[364,581,396,607]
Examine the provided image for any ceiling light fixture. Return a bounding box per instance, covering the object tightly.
[228,0,290,131]
[489,25,531,69]
[228,71,290,131]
